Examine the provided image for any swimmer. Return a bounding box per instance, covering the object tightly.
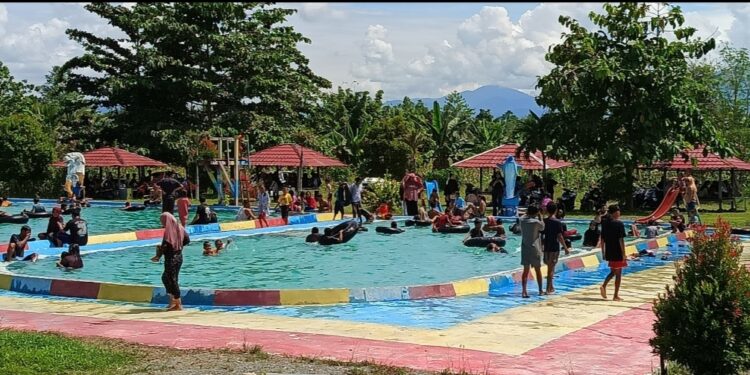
[486,243,507,253]
[202,241,217,256]
[306,227,322,242]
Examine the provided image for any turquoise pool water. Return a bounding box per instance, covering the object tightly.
[0,204,237,240]
[7,222,591,289]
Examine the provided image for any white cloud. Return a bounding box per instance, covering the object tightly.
[297,3,346,22]
[0,2,747,102]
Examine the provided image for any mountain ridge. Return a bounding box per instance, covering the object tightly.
[385,85,544,117]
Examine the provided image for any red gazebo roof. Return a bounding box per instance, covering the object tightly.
[249,144,346,168]
[52,147,168,168]
[452,143,572,170]
[643,145,750,171]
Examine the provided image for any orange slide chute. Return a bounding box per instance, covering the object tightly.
[635,187,680,224]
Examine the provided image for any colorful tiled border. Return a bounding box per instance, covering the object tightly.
[0,227,691,307]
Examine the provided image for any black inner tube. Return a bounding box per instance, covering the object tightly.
[436,225,470,234]
[23,211,52,218]
[463,237,506,247]
[123,205,146,212]
[405,219,432,227]
[375,226,404,234]
[0,215,29,224]
[319,220,359,245]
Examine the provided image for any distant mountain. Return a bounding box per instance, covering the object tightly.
[385,85,544,117]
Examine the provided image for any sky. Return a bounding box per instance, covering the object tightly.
[0,2,746,100]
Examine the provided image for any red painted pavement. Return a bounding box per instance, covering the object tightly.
[0,304,659,375]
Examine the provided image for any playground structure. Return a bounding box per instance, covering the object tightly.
[196,135,254,206]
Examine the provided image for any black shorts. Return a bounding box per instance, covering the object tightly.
[280,205,289,218]
[162,196,175,213]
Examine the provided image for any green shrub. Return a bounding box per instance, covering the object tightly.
[651,219,750,375]
[362,177,401,213]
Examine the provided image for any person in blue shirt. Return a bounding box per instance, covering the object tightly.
[30,197,46,213]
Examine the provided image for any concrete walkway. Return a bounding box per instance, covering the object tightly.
[0,261,680,374]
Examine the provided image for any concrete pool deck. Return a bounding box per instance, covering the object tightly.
[0,256,689,375]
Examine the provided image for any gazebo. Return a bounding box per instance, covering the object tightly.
[52,146,167,171]
[248,144,347,193]
[452,143,572,190]
[640,145,750,211]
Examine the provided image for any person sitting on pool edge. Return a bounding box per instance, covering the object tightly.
[58,210,89,247]
[670,208,686,233]
[376,201,393,220]
[56,243,83,269]
[4,225,38,262]
[583,221,600,247]
[191,196,216,225]
[306,227,322,242]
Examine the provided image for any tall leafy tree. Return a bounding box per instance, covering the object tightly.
[535,3,728,205]
[0,61,35,117]
[306,87,384,169]
[61,2,330,164]
[413,92,473,169]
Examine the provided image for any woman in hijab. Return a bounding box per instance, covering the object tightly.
[159,212,190,311]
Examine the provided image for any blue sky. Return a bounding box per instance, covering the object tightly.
[0,3,743,99]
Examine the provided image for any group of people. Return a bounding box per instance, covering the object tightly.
[517,202,626,300]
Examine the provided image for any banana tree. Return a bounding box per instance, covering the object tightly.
[412,97,472,169]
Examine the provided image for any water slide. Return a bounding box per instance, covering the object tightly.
[635,187,680,224]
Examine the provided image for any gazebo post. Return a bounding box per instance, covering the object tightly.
[479,168,483,193]
[297,145,304,194]
[731,169,737,211]
[718,169,723,212]
[196,163,200,200]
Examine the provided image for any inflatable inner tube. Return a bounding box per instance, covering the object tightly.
[0,215,29,224]
[565,234,582,241]
[463,237,507,248]
[319,220,359,245]
[123,205,146,212]
[731,228,750,235]
[405,219,432,227]
[22,210,52,218]
[436,225,470,234]
[375,226,404,234]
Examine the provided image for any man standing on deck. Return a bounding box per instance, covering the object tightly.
[682,172,700,226]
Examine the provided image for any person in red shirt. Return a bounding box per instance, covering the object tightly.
[376,202,392,220]
[304,191,318,212]
[176,190,191,227]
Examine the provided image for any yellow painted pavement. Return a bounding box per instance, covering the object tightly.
[0,263,679,355]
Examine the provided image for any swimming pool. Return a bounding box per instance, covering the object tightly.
[7,221,591,289]
[0,204,238,240]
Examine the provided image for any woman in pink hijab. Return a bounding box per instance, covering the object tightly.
[159,212,190,311]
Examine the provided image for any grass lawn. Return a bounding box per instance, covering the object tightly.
[0,329,467,375]
[567,201,750,228]
[0,329,134,375]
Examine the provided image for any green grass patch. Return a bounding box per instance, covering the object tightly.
[0,329,135,375]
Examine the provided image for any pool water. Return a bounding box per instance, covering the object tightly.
[8,222,591,289]
[0,204,237,240]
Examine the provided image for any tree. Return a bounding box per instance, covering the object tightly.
[413,92,473,169]
[307,87,385,170]
[361,115,412,177]
[535,3,728,206]
[61,3,330,164]
[37,66,113,151]
[0,113,57,192]
[0,61,35,117]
